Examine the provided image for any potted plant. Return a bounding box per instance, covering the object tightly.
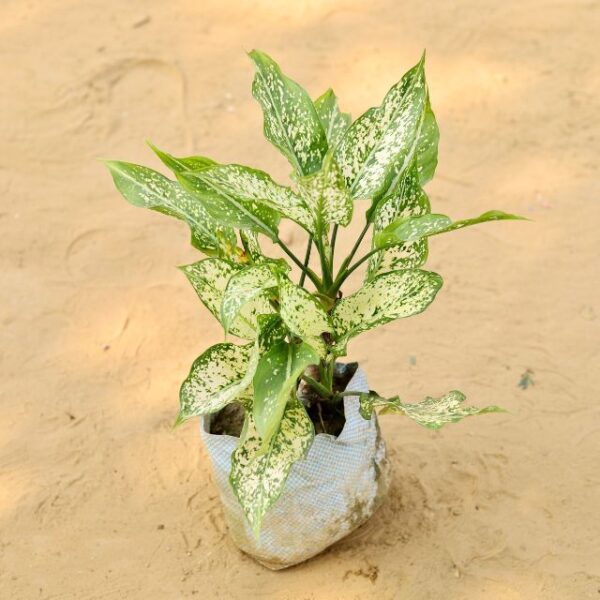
[105,50,523,569]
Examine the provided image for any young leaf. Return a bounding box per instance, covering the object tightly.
[314,89,351,150]
[332,269,443,347]
[253,341,319,445]
[359,390,503,430]
[415,97,439,185]
[221,263,284,335]
[368,163,431,280]
[230,397,314,537]
[180,258,273,340]
[249,50,327,176]
[335,55,427,199]
[375,210,527,248]
[176,170,281,240]
[178,342,256,421]
[105,160,236,256]
[147,141,217,173]
[295,151,353,233]
[278,275,334,356]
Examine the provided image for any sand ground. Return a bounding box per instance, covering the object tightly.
[1,1,599,598]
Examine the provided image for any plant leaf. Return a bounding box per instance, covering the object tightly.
[147,141,217,173]
[180,258,273,340]
[178,342,255,421]
[295,151,353,232]
[221,263,285,335]
[249,50,327,176]
[176,170,281,240]
[334,55,427,199]
[253,341,319,445]
[278,275,333,356]
[415,97,439,185]
[230,397,314,537]
[314,89,351,150]
[105,160,236,256]
[368,163,431,280]
[240,230,264,264]
[359,390,503,429]
[375,210,527,248]
[332,269,442,348]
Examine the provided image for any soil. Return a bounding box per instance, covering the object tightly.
[2,2,600,599]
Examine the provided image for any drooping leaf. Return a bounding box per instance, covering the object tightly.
[176,170,281,240]
[314,89,351,150]
[105,160,236,256]
[221,263,285,334]
[375,210,527,248]
[253,341,319,445]
[367,163,431,280]
[249,50,327,176]
[335,55,427,200]
[147,141,217,173]
[359,390,503,429]
[278,275,333,356]
[415,97,439,185]
[180,258,273,339]
[230,397,314,536]
[332,269,443,348]
[178,342,255,422]
[295,151,353,233]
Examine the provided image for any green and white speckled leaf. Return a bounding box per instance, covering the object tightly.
[359,390,503,429]
[221,263,284,335]
[180,258,273,340]
[296,151,353,232]
[105,161,236,256]
[332,269,443,347]
[368,164,431,280]
[240,230,264,264]
[314,89,351,150]
[278,275,333,356]
[415,97,439,185]
[375,210,526,248]
[178,342,255,421]
[253,341,319,445]
[176,170,280,240]
[230,397,314,537]
[249,50,327,176]
[334,56,427,199]
[147,141,217,173]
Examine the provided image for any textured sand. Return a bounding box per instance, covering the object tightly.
[1,1,599,598]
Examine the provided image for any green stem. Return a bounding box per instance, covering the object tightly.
[332,220,371,293]
[301,374,333,399]
[330,246,381,295]
[330,224,339,265]
[276,238,321,289]
[298,236,313,287]
[314,237,333,289]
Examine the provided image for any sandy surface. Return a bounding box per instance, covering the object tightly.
[1,1,599,598]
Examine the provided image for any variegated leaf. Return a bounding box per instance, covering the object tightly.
[180,258,273,340]
[221,263,285,334]
[176,170,280,240]
[415,97,439,185]
[178,342,255,422]
[375,210,526,248]
[253,341,319,445]
[332,269,442,348]
[147,141,217,173]
[359,390,503,430]
[314,89,351,150]
[278,275,333,356]
[295,151,353,232]
[334,55,427,199]
[249,50,327,176]
[240,230,265,264]
[230,397,314,536]
[368,163,431,280]
[105,160,236,256]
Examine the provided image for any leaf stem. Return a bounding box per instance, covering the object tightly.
[298,236,313,287]
[330,224,339,264]
[276,238,321,289]
[330,246,381,294]
[301,374,333,399]
[331,220,371,291]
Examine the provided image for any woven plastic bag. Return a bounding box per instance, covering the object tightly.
[200,367,391,570]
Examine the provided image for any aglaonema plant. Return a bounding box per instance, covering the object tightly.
[106,50,524,536]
